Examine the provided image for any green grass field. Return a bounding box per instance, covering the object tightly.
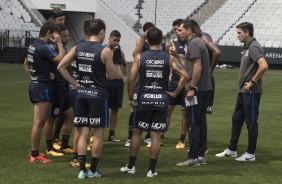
[0,63,282,184]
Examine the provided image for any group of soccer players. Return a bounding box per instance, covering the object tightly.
[24,7,268,179]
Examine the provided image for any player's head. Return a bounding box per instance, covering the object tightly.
[57,24,69,45]
[89,19,106,42]
[236,22,253,43]
[50,8,65,25]
[172,19,184,38]
[39,22,59,39]
[147,27,163,46]
[176,20,195,41]
[83,19,91,37]
[143,22,155,32]
[188,19,201,35]
[109,30,121,47]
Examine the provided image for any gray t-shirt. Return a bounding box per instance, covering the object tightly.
[238,38,264,93]
[184,36,212,91]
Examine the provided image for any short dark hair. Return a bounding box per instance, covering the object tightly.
[83,19,91,35]
[172,19,184,26]
[57,24,67,33]
[143,22,155,32]
[50,8,65,19]
[110,30,121,37]
[88,19,106,36]
[182,20,196,33]
[236,22,254,37]
[188,19,200,29]
[147,27,163,46]
[39,22,59,37]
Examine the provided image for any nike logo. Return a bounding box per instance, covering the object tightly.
[245,157,254,160]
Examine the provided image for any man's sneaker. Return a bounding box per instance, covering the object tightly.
[144,138,151,145]
[108,136,120,142]
[215,148,237,158]
[124,139,131,147]
[78,170,87,179]
[70,159,90,169]
[198,157,207,165]
[176,158,200,166]
[87,169,102,178]
[29,154,52,163]
[120,164,136,174]
[147,170,158,178]
[176,140,185,149]
[61,147,73,154]
[235,152,255,162]
[46,149,64,157]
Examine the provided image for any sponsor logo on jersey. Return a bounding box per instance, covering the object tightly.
[80,76,94,84]
[144,94,162,99]
[145,82,162,90]
[146,70,163,78]
[78,64,92,72]
[78,52,95,58]
[28,45,36,54]
[27,54,34,63]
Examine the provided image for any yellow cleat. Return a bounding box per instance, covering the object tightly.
[146,140,164,148]
[46,149,64,157]
[53,143,61,150]
[61,147,73,154]
[70,159,90,169]
[176,140,185,149]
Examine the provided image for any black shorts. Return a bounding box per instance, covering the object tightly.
[28,83,52,104]
[50,87,72,117]
[74,96,109,128]
[134,110,168,132]
[108,79,124,109]
[68,88,78,111]
[169,89,185,106]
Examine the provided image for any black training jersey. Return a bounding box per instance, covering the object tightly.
[74,41,108,99]
[170,38,186,85]
[138,50,170,110]
[27,38,57,84]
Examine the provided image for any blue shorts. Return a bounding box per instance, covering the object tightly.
[50,87,72,117]
[74,95,109,128]
[108,79,124,109]
[134,110,168,132]
[28,83,52,104]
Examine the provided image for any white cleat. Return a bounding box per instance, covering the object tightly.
[215,148,237,158]
[120,165,135,174]
[235,152,255,161]
[147,170,158,178]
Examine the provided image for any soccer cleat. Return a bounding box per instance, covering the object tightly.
[28,152,45,159]
[70,159,90,169]
[87,169,102,178]
[235,152,255,162]
[124,139,131,147]
[29,154,52,163]
[87,144,92,151]
[89,136,94,143]
[215,148,237,158]
[120,164,136,174]
[61,147,73,154]
[147,170,158,178]
[198,157,207,165]
[176,158,200,166]
[146,141,164,148]
[78,170,87,179]
[53,139,62,150]
[144,138,151,145]
[46,149,64,157]
[176,140,185,149]
[108,136,120,142]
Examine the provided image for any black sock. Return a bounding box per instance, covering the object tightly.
[46,139,53,151]
[109,130,115,137]
[78,155,86,172]
[148,158,157,173]
[128,112,134,139]
[145,132,150,139]
[61,135,70,149]
[31,150,39,157]
[73,152,78,160]
[160,135,164,140]
[179,134,186,141]
[128,156,137,169]
[90,157,99,173]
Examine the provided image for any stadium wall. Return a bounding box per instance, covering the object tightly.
[95,0,139,62]
[219,46,282,65]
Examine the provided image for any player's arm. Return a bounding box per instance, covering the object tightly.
[132,37,145,59]
[23,57,31,78]
[128,54,140,109]
[50,33,66,63]
[102,47,122,80]
[168,56,188,98]
[120,50,128,82]
[169,40,185,67]
[57,46,79,89]
[187,58,201,101]
[201,36,221,75]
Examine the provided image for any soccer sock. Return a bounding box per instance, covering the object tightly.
[31,150,39,157]
[109,130,115,137]
[128,156,137,169]
[145,132,150,139]
[78,155,86,172]
[160,135,164,140]
[90,157,99,173]
[148,158,157,173]
[73,152,78,160]
[46,139,54,151]
[179,134,186,141]
[61,135,70,149]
